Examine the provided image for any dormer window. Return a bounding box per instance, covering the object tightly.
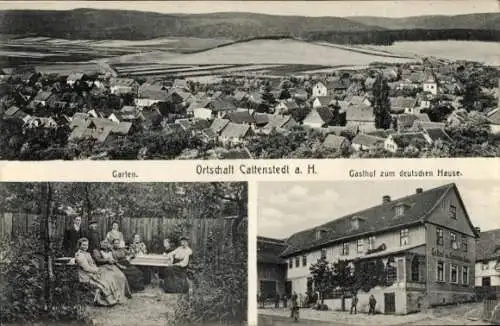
[351,216,365,230]
[315,229,327,241]
[395,205,405,217]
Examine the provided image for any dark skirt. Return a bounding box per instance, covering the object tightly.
[120,265,145,292]
[160,266,188,293]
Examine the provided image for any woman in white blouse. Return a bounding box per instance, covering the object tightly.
[161,236,192,293]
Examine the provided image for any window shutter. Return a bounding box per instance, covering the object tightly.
[444,262,449,282]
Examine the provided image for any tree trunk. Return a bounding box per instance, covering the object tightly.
[84,184,92,220]
[40,182,53,308]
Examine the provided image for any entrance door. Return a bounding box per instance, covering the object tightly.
[482,277,491,287]
[260,281,276,300]
[285,281,292,297]
[384,293,396,314]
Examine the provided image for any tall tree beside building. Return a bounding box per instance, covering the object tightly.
[309,257,334,304]
[372,74,392,129]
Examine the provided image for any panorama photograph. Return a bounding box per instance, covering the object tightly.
[0,1,499,160]
[257,180,500,325]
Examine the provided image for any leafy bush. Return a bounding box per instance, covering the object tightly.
[0,221,87,324]
[170,226,247,326]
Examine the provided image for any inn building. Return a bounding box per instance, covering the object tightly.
[262,183,479,314]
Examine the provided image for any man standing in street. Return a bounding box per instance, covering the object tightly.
[350,294,358,314]
[369,295,377,315]
[63,215,86,257]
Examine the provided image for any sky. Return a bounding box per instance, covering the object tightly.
[0,1,497,17]
[257,180,500,239]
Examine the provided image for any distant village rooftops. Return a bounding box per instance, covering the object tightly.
[476,229,500,262]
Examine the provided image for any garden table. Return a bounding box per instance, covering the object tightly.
[129,254,173,267]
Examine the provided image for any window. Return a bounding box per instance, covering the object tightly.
[437,261,444,282]
[482,262,489,270]
[482,277,491,287]
[450,264,458,283]
[289,259,293,269]
[386,260,397,283]
[368,236,376,250]
[450,232,458,250]
[320,249,327,260]
[449,205,457,219]
[400,228,409,246]
[357,239,364,253]
[461,236,468,253]
[395,205,405,217]
[302,255,307,267]
[295,257,300,268]
[436,228,444,246]
[462,266,469,285]
[411,257,420,282]
[341,243,349,256]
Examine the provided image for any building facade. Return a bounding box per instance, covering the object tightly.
[257,236,288,300]
[274,184,478,314]
[475,229,500,287]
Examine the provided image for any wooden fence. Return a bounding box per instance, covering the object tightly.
[0,211,243,254]
[483,299,500,323]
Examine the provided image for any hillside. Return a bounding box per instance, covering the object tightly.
[347,13,500,30]
[0,9,377,40]
[0,9,498,42]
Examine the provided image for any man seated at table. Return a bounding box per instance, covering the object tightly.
[160,236,192,293]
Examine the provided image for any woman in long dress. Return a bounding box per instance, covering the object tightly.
[161,236,192,293]
[105,221,125,248]
[74,238,131,306]
[111,238,145,292]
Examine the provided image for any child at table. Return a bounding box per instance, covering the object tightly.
[129,233,151,284]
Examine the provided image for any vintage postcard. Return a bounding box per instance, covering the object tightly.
[0,182,248,326]
[257,180,500,325]
[0,1,498,160]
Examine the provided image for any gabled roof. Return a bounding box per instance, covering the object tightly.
[110,78,137,87]
[390,97,417,111]
[281,183,463,257]
[412,121,446,131]
[138,84,169,101]
[211,98,237,112]
[188,98,212,111]
[210,118,230,134]
[425,128,453,143]
[67,72,84,81]
[257,236,287,264]
[352,133,385,147]
[4,105,20,116]
[220,122,251,139]
[486,108,500,125]
[265,114,293,130]
[396,113,430,130]
[476,229,500,262]
[33,90,53,102]
[389,132,431,147]
[323,134,348,149]
[314,96,336,107]
[227,110,254,124]
[253,112,269,126]
[346,104,374,122]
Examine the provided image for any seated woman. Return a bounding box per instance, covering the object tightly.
[74,238,131,306]
[161,236,192,293]
[111,238,145,292]
[92,240,116,266]
[129,233,151,285]
[158,237,174,281]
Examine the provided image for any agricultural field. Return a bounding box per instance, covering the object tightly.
[141,39,418,65]
[361,41,500,66]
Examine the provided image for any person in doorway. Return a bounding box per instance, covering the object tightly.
[350,294,358,314]
[63,215,86,257]
[369,295,377,315]
[275,293,280,308]
[282,294,288,308]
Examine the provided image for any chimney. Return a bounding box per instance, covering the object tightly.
[383,195,391,204]
[416,188,423,194]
